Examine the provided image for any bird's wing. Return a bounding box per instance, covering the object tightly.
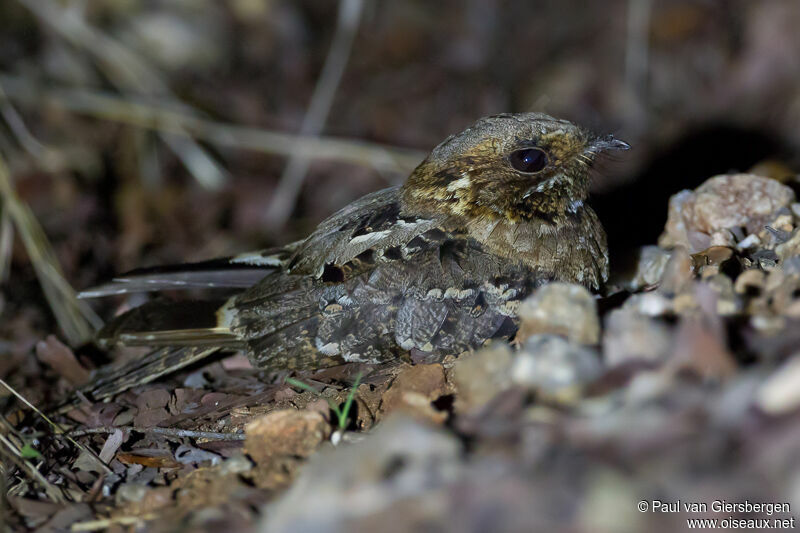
[94,186,541,372]
[80,186,421,298]
[284,186,441,277]
[225,210,542,370]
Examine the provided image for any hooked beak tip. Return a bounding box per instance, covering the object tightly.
[592,135,630,152]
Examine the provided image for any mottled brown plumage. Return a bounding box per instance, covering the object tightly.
[79,113,627,401]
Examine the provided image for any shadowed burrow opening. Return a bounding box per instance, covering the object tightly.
[592,124,791,269]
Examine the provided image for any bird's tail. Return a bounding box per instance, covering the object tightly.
[53,244,291,411]
[52,345,222,413]
[78,244,298,298]
[97,299,243,349]
[50,298,245,410]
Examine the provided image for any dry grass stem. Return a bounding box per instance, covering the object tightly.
[0,418,65,502]
[0,154,102,344]
[16,0,227,189]
[0,378,110,475]
[0,75,425,174]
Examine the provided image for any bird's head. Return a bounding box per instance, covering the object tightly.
[402,112,628,222]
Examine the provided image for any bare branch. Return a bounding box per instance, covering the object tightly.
[68,425,245,441]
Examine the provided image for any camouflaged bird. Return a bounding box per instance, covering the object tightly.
[79,113,628,401]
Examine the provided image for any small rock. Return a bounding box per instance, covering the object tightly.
[766,269,800,315]
[691,246,734,268]
[776,229,800,261]
[512,335,602,397]
[380,364,449,424]
[750,314,786,335]
[451,343,513,411]
[734,269,765,295]
[516,282,600,345]
[659,246,694,294]
[603,309,672,366]
[691,246,738,280]
[756,355,800,415]
[622,291,673,316]
[673,291,699,314]
[115,483,148,505]
[704,274,740,315]
[626,246,671,290]
[245,409,329,465]
[763,211,794,240]
[751,248,778,269]
[659,174,795,253]
[219,454,253,475]
[765,268,787,293]
[737,233,761,250]
[259,416,461,533]
[668,316,737,381]
[781,255,800,275]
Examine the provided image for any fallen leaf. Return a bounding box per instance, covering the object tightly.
[117,452,181,469]
[98,429,124,464]
[35,335,90,386]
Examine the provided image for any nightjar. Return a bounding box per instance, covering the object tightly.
[80,113,628,400]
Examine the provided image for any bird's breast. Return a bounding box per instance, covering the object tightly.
[463,205,608,290]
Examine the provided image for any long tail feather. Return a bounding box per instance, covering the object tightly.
[98,299,242,348]
[52,346,222,413]
[79,245,298,298]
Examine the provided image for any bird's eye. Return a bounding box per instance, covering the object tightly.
[508,148,548,173]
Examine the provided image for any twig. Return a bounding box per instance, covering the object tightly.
[16,0,227,189]
[68,426,245,441]
[0,378,110,474]
[0,153,102,344]
[0,75,425,174]
[265,0,365,228]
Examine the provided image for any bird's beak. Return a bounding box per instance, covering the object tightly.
[589,134,630,153]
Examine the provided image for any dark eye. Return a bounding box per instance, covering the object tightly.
[508,148,548,173]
